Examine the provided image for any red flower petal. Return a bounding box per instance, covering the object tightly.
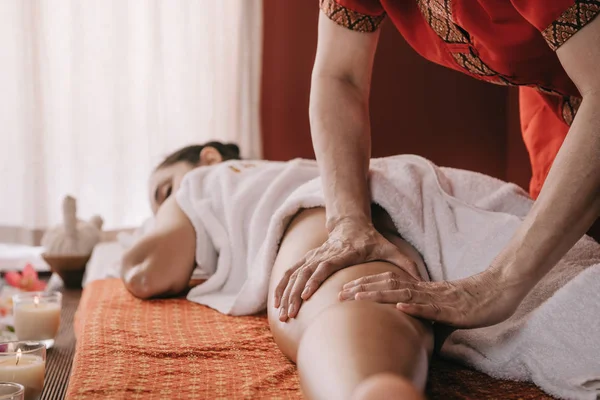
[31,280,47,291]
[4,272,22,288]
[22,264,38,281]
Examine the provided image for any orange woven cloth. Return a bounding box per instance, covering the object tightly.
[67,279,300,399]
[66,279,552,399]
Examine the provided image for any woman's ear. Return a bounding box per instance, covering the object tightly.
[199,146,223,165]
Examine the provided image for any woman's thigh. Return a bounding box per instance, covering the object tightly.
[267,207,432,361]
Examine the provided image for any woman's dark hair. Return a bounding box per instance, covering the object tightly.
[156,141,241,170]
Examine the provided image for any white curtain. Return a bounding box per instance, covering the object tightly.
[0,0,262,239]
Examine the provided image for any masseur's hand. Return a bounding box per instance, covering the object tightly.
[274,218,421,321]
[340,265,531,328]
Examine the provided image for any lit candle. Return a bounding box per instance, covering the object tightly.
[0,344,46,400]
[12,292,62,349]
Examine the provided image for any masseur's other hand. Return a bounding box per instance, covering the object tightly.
[274,218,421,322]
[340,266,530,328]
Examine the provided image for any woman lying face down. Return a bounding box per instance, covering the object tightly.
[148,142,241,214]
[121,141,240,297]
[121,145,432,400]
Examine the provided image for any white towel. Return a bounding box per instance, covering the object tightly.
[179,155,600,400]
[176,159,320,314]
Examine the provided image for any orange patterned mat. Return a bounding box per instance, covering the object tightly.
[66,279,552,399]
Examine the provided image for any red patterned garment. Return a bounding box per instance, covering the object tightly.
[320,0,600,199]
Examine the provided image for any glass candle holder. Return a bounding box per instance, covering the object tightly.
[0,342,46,400]
[0,382,25,400]
[12,292,61,349]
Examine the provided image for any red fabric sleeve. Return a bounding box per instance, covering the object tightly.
[511,0,600,50]
[319,0,386,33]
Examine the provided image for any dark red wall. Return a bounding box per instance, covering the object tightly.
[261,0,318,161]
[261,0,531,187]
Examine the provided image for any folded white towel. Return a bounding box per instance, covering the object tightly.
[178,155,600,400]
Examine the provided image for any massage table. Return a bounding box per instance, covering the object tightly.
[66,274,553,399]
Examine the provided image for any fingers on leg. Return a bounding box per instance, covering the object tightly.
[301,261,331,301]
[288,266,313,318]
[343,271,398,290]
[274,267,296,309]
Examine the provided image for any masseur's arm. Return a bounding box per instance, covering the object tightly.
[342,16,600,328]
[121,196,196,299]
[500,16,600,286]
[274,14,420,321]
[527,15,600,280]
[309,14,377,228]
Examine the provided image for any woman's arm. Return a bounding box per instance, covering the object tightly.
[274,14,422,320]
[121,196,196,299]
[343,16,600,328]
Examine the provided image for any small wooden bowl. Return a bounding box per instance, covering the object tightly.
[42,253,91,289]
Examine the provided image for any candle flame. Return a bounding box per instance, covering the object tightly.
[16,349,21,366]
[34,296,39,307]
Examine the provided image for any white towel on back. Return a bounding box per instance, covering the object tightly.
[176,159,319,314]
[178,155,600,400]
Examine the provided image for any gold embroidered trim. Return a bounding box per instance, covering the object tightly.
[319,0,386,33]
[416,0,469,44]
[542,0,600,51]
[451,51,496,76]
[417,0,513,86]
[562,96,583,126]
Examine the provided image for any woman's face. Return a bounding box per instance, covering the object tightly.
[148,146,224,214]
[148,161,196,215]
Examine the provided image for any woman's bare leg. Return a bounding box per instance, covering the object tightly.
[352,373,424,400]
[268,208,433,400]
